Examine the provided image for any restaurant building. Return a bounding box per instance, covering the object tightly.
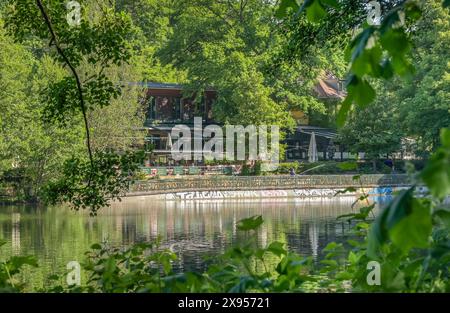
[139,77,347,166]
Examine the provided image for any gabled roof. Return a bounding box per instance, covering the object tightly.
[314,79,346,99]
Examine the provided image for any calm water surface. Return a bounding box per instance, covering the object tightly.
[0,196,391,289]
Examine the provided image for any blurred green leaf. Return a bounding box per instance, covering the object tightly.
[306,0,326,23]
[267,241,287,257]
[368,188,432,257]
[236,215,263,231]
[380,29,410,57]
[9,255,39,269]
[433,208,450,227]
[337,93,353,127]
[275,0,300,18]
[389,198,432,252]
[368,188,411,258]
[441,128,450,148]
[421,129,450,199]
[347,77,376,107]
[351,45,383,77]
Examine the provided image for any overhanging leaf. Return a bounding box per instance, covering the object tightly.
[367,188,415,257]
[351,45,383,77]
[380,28,410,57]
[337,93,353,127]
[275,0,300,18]
[306,0,326,23]
[347,78,376,107]
[421,129,450,199]
[441,128,450,148]
[389,198,432,252]
[267,241,287,257]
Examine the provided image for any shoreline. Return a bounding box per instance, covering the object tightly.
[0,174,419,205]
[126,174,418,200]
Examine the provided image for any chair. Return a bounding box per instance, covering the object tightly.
[222,166,232,175]
[173,166,184,175]
[188,166,200,175]
[157,167,168,176]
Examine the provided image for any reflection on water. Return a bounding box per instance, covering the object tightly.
[0,196,391,289]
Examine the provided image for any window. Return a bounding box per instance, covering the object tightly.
[174,97,181,120]
[147,96,156,119]
[156,96,173,120]
[149,135,161,150]
[182,99,194,120]
[147,96,182,120]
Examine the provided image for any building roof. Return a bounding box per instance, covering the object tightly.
[314,78,346,99]
[121,81,184,89]
[123,81,216,91]
[126,80,344,100]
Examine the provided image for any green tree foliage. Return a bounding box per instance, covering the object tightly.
[338,83,402,170]
[339,1,449,156]
[395,2,450,152]
[0,20,86,200]
[156,0,328,128]
[115,0,187,83]
[2,1,144,212]
[86,63,146,152]
[44,150,144,215]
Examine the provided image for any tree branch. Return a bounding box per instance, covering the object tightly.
[35,0,94,170]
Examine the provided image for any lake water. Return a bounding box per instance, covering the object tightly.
[0,195,391,290]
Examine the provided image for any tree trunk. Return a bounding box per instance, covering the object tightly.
[372,159,377,172]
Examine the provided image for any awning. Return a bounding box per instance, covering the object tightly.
[297,126,337,139]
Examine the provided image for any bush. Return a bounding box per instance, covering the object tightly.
[241,163,252,176]
[133,171,148,181]
[0,240,38,292]
[204,158,237,166]
[253,160,263,176]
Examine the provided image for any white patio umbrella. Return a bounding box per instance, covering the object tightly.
[166,133,173,150]
[308,132,318,163]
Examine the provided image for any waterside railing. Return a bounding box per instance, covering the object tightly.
[128,174,412,196]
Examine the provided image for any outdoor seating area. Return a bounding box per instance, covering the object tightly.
[139,165,239,177]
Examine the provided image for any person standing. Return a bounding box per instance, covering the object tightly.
[289,167,296,176]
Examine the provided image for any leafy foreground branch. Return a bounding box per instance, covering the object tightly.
[3,0,143,214]
[43,151,145,216]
